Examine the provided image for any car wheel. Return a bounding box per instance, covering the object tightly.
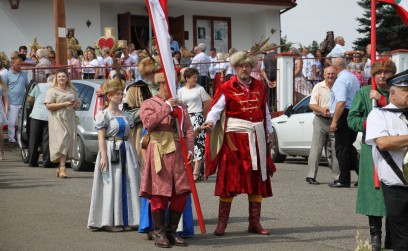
[271,131,286,163]
[324,138,333,168]
[21,148,29,163]
[70,136,94,171]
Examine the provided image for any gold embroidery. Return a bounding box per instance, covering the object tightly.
[241,107,258,111]
[239,99,259,103]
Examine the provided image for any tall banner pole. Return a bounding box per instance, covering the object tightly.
[371,0,381,189]
[145,0,206,234]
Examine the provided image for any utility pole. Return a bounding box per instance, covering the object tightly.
[54,0,67,66]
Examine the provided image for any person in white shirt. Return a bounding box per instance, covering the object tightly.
[190,43,210,90]
[326,36,362,65]
[302,48,314,83]
[223,48,237,81]
[177,68,212,182]
[208,48,218,81]
[363,43,380,84]
[82,50,99,79]
[101,47,113,79]
[366,69,408,251]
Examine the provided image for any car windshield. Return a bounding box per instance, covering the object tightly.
[292,96,311,114]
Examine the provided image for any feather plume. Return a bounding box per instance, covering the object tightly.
[247,36,270,57]
[135,28,158,66]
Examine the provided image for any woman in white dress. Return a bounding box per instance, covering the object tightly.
[88,77,141,231]
[0,77,9,160]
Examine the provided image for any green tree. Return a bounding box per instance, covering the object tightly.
[280,35,293,52]
[354,0,408,52]
[309,41,319,54]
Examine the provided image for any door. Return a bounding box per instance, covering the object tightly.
[131,15,150,50]
[279,96,313,155]
[118,12,131,44]
[169,15,185,47]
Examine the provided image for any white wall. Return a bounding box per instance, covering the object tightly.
[251,10,281,50]
[0,0,101,58]
[65,0,101,51]
[1,0,282,60]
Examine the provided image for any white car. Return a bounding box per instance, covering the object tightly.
[271,95,362,164]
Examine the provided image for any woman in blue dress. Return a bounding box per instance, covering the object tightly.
[87,77,141,231]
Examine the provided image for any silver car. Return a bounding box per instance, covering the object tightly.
[17,79,132,171]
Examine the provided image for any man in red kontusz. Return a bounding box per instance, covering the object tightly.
[202,51,276,236]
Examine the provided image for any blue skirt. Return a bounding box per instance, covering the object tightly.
[138,195,195,236]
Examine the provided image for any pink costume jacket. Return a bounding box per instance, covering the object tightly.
[205,76,276,198]
[139,95,194,198]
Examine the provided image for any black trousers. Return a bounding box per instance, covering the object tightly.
[28,118,51,167]
[198,75,210,93]
[334,109,359,184]
[382,183,408,251]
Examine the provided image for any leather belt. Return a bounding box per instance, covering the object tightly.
[317,115,331,120]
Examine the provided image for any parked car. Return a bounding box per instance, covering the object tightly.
[16,79,133,171]
[270,95,362,164]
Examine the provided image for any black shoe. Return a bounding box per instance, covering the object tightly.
[28,163,39,167]
[42,162,54,168]
[329,181,350,188]
[305,177,320,185]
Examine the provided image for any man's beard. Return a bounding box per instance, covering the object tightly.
[238,73,250,81]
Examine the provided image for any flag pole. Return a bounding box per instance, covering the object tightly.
[145,0,206,234]
[371,0,381,189]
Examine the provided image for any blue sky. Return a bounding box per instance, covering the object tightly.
[281,0,365,50]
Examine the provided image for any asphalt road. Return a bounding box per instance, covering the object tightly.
[1,146,370,251]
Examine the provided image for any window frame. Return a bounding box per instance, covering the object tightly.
[193,15,231,54]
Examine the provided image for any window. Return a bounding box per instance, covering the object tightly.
[193,16,231,54]
[292,96,311,114]
[73,82,94,111]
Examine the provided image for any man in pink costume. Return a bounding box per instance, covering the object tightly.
[139,70,195,248]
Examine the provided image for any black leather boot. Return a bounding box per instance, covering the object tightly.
[152,210,170,248]
[368,216,382,251]
[166,211,188,246]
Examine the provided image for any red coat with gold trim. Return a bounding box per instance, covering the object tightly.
[205,75,276,198]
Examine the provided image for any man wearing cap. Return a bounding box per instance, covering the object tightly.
[365,69,408,251]
[139,70,195,248]
[202,51,276,236]
[347,59,396,250]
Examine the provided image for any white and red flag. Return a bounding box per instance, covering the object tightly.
[378,0,408,25]
[145,0,177,98]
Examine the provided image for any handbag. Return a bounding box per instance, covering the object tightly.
[110,137,120,164]
[141,133,150,150]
